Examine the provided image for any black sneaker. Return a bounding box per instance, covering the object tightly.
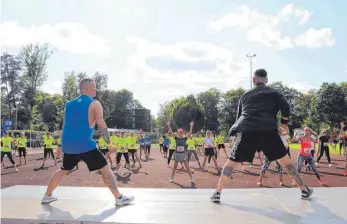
[210,191,221,203]
[301,186,313,199]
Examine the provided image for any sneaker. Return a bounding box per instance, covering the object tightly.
[208,164,210,167]
[15,167,18,172]
[292,181,297,186]
[170,178,174,183]
[41,195,58,204]
[210,191,221,203]
[301,186,313,199]
[328,164,332,167]
[257,181,262,186]
[318,180,326,185]
[115,195,134,206]
[279,182,284,186]
[250,165,253,168]
[315,162,318,167]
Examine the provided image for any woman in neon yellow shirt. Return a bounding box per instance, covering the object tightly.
[1,131,18,172]
[17,132,28,165]
[127,131,142,168]
[41,133,57,167]
[98,136,113,167]
[187,134,202,169]
[116,131,131,172]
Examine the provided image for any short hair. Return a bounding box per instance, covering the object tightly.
[79,78,94,90]
[254,69,267,77]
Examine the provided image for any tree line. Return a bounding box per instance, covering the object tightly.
[2,43,347,134]
[1,43,146,132]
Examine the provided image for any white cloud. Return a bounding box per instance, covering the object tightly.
[0,21,110,56]
[294,28,335,48]
[42,80,62,94]
[288,82,317,93]
[119,36,250,114]
[209,4,334,50]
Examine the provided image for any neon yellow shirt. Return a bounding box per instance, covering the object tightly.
[45,137,55,149]
[17,137,27,148]
[217,136,224,145]
[117,137,128,153]
[127,136,137,149]
[1,137,14,152]
[169,137,176,150]
[159,137,163,144]
[98,137,107,149]
[186,139,196,151]
[110,136,118,146]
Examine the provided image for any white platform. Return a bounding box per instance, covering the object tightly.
[1,185,347,224]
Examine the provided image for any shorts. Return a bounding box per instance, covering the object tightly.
[230,131,287,163]
[62,149,108,171]
[163,145,168,153]
[174,152,187,162]
[128,149,137,154]
[44,148,54,158]
[145,145,151,150]
[116,152,130,164]
[18,147,26,157]
[217,144,225,149]
[100,148,109,155]
[204,148,215,156]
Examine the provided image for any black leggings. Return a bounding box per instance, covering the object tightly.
[287,146,291,158]
[146,146,151,154]
[1,151,16,164]
[208,148,217,163]
[44,149,55,159]
[168,150,175,164]
[317,147,331,164]
[305,150,315,165]
[116,153,130,164]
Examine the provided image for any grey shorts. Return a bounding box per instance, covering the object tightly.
[174,152,187,162]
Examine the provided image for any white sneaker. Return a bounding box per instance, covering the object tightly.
[15,167,18,172]
[208,164,210,167]
[328,164,332,167]
[315,162,318,167]
[41,195,58,204]
[170,178,174,183]
[115,195,134,206]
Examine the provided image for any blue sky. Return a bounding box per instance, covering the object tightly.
[1,0,346,115]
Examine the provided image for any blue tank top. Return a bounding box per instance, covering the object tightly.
[61,95,97,154]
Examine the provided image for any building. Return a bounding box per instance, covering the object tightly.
[126,108,151,132]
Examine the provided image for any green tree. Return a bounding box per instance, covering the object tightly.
[19,43,52,127]
[62,71,78,101]
[197,88,221,131]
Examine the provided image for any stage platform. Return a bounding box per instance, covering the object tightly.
[1,185,346,224]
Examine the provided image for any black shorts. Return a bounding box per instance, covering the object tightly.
[128,149,137,154]
[100,148,109,155]
[160,144,163,147]
[18,147,26,157]
[62,149,107,171]
[217,144,225,149]
[44,148,54,158]
[145,145,151,150]
[163,145,168,153]
[230,131,287,163]
[204,148,215,156]
[116,152,130,164]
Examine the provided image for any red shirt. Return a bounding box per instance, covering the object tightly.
[300,137,312,157]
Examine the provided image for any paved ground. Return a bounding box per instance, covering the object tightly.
[1,146,347,189]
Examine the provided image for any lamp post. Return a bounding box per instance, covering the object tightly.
[246,53,256,89]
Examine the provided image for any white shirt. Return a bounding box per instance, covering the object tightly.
[204,137,214,148]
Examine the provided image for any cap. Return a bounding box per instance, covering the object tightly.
[177,128,184,133]
[254,69,267,77]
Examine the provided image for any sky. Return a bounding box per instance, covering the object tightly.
[1,0,346,116]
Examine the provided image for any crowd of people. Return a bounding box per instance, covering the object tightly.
[1,71,347,207]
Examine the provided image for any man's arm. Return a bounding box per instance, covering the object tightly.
[94,101,111,145]
[276,91,290,127]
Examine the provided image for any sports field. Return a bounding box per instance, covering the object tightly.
[1,146,346,189]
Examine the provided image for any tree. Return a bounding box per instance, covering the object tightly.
[171,95,205,133]
[220,88,245,134]
[197,88,221,131]
[315,83,347,129]
[62,71,78,101]
[1,53,22,120]
[19,43,52,127]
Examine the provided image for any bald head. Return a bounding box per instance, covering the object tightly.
[79,78,96,97]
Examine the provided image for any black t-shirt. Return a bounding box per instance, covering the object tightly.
[319,136,330,148]
[229,84,290,135]
[174,137,187,153]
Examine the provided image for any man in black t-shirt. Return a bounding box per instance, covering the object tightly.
[211,69,313,203]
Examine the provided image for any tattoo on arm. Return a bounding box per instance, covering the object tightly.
[99,128,111,145]
[221,166,233,177]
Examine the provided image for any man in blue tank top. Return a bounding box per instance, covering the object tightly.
[41,78,134,206]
